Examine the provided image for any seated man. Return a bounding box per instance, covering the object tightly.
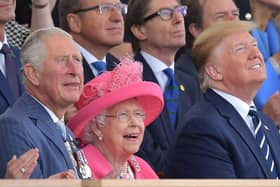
[169,21,280,178]
[0,27,90,179]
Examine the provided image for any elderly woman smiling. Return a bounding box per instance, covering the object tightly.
[68,58,164,179]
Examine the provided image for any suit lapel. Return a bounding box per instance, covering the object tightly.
[11,46,24,95]
[0,71,16,104]
[106,53,119,70]
[22,93,74,169]
[261,116,280,176]
[0,46,23,104]
[82,57,95,84]
[205,89,271,177]
[134,52,175,140]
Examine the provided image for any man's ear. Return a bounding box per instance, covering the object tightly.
[66,13,82,33]
[205,63,223,81]
[23,64,41,86]
[130,24,147,40]
[189,23,203,39]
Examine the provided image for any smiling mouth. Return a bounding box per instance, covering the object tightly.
[249,63,262,70]
[123,133,139,141]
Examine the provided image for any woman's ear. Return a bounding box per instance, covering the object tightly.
[90,120,103,140]
[66,13,82,33]
[23,64,41,86]
[130,24,147,40]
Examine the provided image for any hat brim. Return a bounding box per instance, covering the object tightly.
[68,81,164,138]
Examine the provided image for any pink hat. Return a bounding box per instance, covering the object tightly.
[68,58,164,138]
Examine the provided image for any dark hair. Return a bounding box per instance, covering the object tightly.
[181,0,203,48]
[125,0,151,53]
[58,0,82,32]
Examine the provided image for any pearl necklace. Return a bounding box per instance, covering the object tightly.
[119,161,134,179]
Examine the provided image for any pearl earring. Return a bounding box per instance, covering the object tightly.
[98,136,103,141]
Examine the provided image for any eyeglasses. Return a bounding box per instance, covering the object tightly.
[105,110,146,123]
[144,5,187,22]
[72,2,127,15]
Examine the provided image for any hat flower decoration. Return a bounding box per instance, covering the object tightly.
[68,58,164,138]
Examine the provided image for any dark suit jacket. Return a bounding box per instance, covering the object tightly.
[134,51,201,174]
[169,89,280,178]
[83,53,119,83]
[175,47,199,85]
[0,93,76,178]
[0,45,24,114]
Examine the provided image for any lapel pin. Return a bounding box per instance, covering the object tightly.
[264,125,270,131]
[179,84,185,92]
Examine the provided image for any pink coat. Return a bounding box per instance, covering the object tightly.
[83,145,158,179]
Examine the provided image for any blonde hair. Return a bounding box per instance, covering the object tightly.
[193,21,256,92]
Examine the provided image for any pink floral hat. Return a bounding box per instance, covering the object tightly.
[68,58,164,138]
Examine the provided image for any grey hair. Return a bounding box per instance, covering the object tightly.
[20,27,73,81]
[82,111,106,145]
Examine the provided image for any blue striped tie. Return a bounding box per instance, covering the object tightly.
[91,61,106,75]
[249,106,278,179]
[163,68,179,129]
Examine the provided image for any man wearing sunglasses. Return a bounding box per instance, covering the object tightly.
[59,0,126,83]
[126,0,201,177]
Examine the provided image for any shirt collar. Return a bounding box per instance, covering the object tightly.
[77,43,106,64]
[212,88,255,119]
[30,94,63,123]
[140,50,175,72]
[0,33,9,49]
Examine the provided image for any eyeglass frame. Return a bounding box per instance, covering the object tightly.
[72,2,128,15]
[105,110,146,123]
[143,5,188,22]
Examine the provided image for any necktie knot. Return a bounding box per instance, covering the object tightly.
[56,119,66,140]
[248,106,260,128]
[1,44,12,57]
[91,61,106,75]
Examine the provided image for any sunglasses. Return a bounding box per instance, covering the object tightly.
[72,2,127,15]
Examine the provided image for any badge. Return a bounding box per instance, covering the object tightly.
[79,164,92,179]
[179,84,185,91]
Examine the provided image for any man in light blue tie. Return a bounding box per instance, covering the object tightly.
[169,21,280,178]
[59,0,127,83]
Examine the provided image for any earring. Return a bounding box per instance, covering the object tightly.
[98,136,103,141]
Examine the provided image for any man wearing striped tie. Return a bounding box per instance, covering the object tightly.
[168,20,280,178]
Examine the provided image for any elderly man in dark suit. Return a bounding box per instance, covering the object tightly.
[169,21,280,178]
[126,0,201,176]
[0,27,91,179]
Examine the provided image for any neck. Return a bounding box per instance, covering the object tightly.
[210,82,259,105]
[95,143,129,172]
[140,46,178,66]
[26,86,66,119]
[72,34,110,60]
